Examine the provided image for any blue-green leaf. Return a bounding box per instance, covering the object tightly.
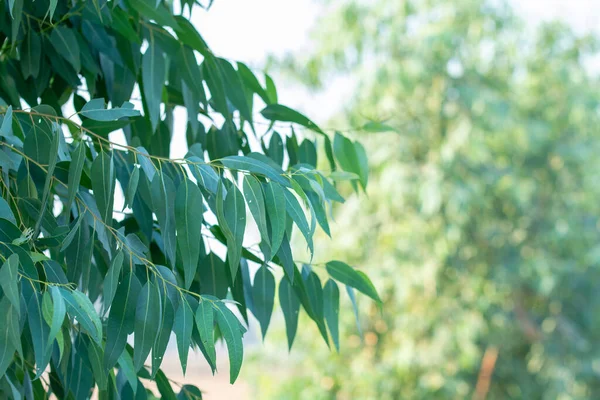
[174,296,196,374]
[60,288,103,344]
[102,250,124,312]
[175,179,203,289]
[151,173,177,267]
[252,266,275,340]
[91,151,115,229]
[27,291,52,378]
[263,181,286,259]
[195,299,216,369]
[142,39,165,131]
[46,287,66,353]
[326,261,381,303]
[214,301,244,384]
[221,155,289,186]
[80,99,140,121]
[133,280,162,371]
[323,279,340,352]
[283,189,313,256]
[0,254,19,312]
[49,26,81,72]
[279,277,300,350]
[243,175,269,250]
[66,141,86,213]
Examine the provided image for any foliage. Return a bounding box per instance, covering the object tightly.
[250,0,600,399]
[0,0,379,398]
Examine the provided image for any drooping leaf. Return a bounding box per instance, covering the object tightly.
[283,189,313,256]
[261,104,325,134]
[251,266,275,340]
[0,254,20,311]
[66,141,86,213]
[60,288,103,344]
[243,175,270,250]
[91,151,115,229]
[142,39,165,131]
[102,250,124,311]
[133,280,162,371]
[28,290,52,378]
[263,181,286,259]
[174,296,196,374]
[219,181,246,280]
[326,261,381,303]
[46,286,66,353]
[21,30,42,79]
[104,272,141,370]
[323,279,340,352]
[214,301,244,384]
[279,277,300,350]
[195,298,216,370]
[125,166,140,210]
[175,179,203,289]
[151,173,177,267]
[49,27,81,72]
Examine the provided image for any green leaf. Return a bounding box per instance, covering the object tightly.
[91,151,116,229]
[221,155,289,186]
[195,299,216,369]
[279,277,300,350]
[118,349,138,394]
[46,287,66,353]
[243,175,270,249]
[80,99,140,121]
[175,179,203,289]
[129,0,179,28]
[326,261,381,303]
[238,62,269,105]
[104,272,141,370]
[304,270,329,346]
[252,266,275,340]
[261,104,324,134]
[142,39,165,131]
[214,301,244,384]
[102,249,124,312]
[323,279,340,352]
[265,74,278,104]
[203,55,228,116]
[66,141,86,212]
[362,121,396,133]
[177,384,203,400]
[0,254,20,312]
[21,30,41,79]
[60,288,103,344]
[35,130,59,234]
[84,337,107,390]
[263,181,286,259]
[0,197,16,226]
[155,369,178,400]
[49,26,81,72]
[174,16,209,56]
[134,280,162,371]
[346,286,363,338]
[220,182,246,280]
[151,293,175,377]
[151,173,177,267]
[174,296,196,374]
[283,189,313,256]
[218,58,253,126]
[125,166,140,210]
[0,298,19,379]
[28,290,52,378]
[111,7,141,44]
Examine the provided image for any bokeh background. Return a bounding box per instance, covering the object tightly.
[166,1,600,399]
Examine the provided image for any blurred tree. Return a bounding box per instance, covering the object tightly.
[249,0,600,399]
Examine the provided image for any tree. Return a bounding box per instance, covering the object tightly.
[0,1,379,398]
[250,0,600,399]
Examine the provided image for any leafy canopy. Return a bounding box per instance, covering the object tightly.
[0,0,378,398]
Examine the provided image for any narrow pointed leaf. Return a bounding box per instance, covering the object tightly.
[251,266,275,340]
[323,279,340,352]
[222,183,246,280]
[214,302,244,384]
[326,261,381,303]
[174,297,196,374]
[66,142,86,213]
[195,299,216,369]
[243,175,270,249]
[263,181,286,259]
[133,280,162,371]
[283,189,313,255]
[102,250,124,310]
[60,288,103,344]
[151,173,177,267]
[125,167,140,210]
[46,287,66,353]
[49,27,81,72]
[279,277,300,350]
[175,180,203,289]
[91,151,115,228]
[221,156,289,186]
[0,254,20,311]
[28,291,52,378]
[142,40,165,131]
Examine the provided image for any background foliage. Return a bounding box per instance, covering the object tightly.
[0,0,378,398]
[249,0,600,399]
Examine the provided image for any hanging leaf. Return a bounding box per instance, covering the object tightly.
[326,261,381,303]
[66,141,86,213]
[60,288,103,344]
[243,175,270,249]
[49,27,81,72]
[220,182,246,280]
[104,272,141,370]
[151,173,177,267]
[91,151,116,229]
[283,189,313,256]
[175,179,203,289]
[142,39,165,131]
[263,181,286,259]
[261,104,324,134]
[0,254,20,311]
[279,277,300,350]
[174,296,196,374]
[46,287,66,353]
[251,266,275,340]
[28,291,52,378]
[323,279,340,352]
[21,30,42,79]
[125,166,140,210]
[133,280,162,371]
[214,301,244,384]
[195,298,216,370]
[102,250,124,312]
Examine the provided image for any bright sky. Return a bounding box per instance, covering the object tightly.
[189,0,600,125]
